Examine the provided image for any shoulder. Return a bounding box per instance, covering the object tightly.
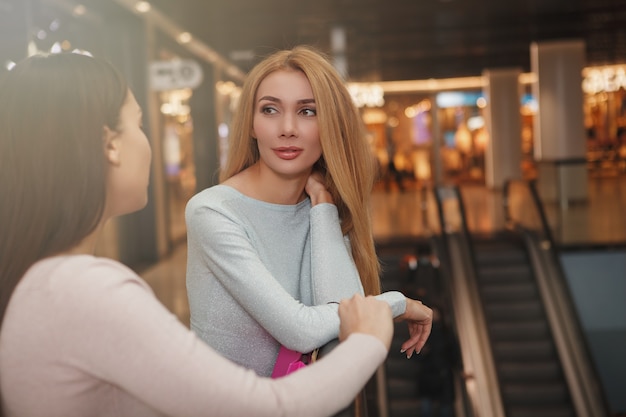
[9,255,155,326]
[25,255,150,294]
[185,185,266,238]
[187,184,239,209]
[185,185,246,219]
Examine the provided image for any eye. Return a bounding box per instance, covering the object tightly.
[300,107,316,117]
[261,105,278,115]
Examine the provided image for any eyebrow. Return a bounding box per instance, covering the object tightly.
[257,95,315,104]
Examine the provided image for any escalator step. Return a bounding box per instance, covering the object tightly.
[507,404,576,417]
[492,340,557,361]
[477,266,534,284]
[499,361,563,382]
[484,301,544,321]
[480,282,538,302]
[490,320,551,341]
[502,382,570,405]
[503,382,570,404]
[474,243,526,264]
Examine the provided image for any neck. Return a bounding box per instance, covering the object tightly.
[261,181,307,205]
[60,222,104,256]
[231,163,310,205]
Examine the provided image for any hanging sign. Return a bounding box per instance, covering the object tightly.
[149,60,203,91]
[582,66,626,94]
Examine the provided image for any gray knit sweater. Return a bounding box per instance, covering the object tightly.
[185,185,405,376]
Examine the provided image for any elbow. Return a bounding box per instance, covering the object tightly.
[282,330,327,354]
[279,320,337,353]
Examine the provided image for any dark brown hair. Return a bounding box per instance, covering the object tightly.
[0,53,128,333]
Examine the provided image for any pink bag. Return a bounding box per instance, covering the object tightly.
[271,345,316,378]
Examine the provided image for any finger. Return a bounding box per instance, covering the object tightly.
[400,333,422,356]
[406,347,416,359]
[417,322,433,350]
[408,324,430,352]
[400,323,432,357]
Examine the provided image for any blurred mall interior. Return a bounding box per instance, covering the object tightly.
[1,0,625,416]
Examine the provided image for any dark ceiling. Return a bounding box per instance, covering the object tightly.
[146,0,626,82]
[3,0,626,82]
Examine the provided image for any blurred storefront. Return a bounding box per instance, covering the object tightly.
[583,65,626,177]
[147,36,241,249]
[355,62,626,191]
[157,87,197,245]
[356,86,496,190]
[127,4,244,266]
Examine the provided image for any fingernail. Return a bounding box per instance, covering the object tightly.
[400,348,406,353]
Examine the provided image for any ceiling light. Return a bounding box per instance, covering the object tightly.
[72,5,86,16]
[177,32,192,44]
[134,1,151,13]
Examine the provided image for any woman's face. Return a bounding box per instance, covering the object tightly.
[105,91,152,218]
[252,69,322,180]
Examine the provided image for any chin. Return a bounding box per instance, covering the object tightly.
[136,196,149,211]
[117,197,149,217]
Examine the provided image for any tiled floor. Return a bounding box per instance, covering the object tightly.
[141,175,626,325]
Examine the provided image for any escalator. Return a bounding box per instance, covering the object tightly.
[471,231,575,417]
[378,230,577,417]
[432,182,608,417]
[374,182,607,417]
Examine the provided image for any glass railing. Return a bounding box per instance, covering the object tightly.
[527,160,626,247]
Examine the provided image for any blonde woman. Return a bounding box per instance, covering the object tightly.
[186,46,433,377]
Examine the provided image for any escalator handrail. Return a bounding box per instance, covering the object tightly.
[451,186,478,272]
[430,187,475,417]
[433,185,506,417]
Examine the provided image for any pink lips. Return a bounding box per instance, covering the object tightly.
[273,146,303,160]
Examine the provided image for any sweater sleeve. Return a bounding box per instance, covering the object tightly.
[309,203,364,303]
[62,261,388,417]
[310,204,406,317]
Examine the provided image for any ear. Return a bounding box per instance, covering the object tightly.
[103,126,121,166]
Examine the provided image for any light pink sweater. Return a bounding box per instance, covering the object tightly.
[0,255,387,417]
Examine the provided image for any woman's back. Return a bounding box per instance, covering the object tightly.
[0,255,164,416]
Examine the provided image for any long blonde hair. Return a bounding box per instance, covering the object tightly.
[220,45,381,295]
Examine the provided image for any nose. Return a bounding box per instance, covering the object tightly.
[280,113,297,138]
